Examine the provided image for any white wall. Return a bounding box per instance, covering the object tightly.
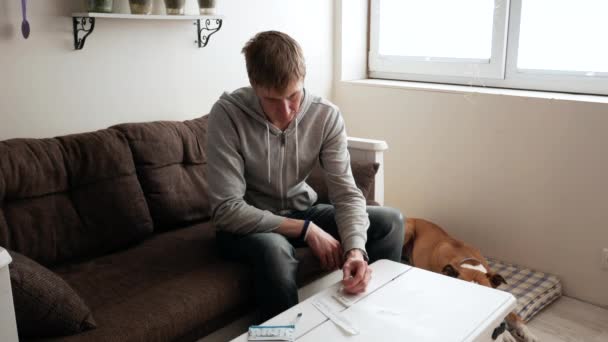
[334,82,608,307]
[0,0,333,139]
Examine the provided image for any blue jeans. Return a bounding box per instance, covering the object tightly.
[216,204,405,322]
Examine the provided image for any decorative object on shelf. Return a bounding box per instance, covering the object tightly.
[70,13,223,50]
[195,18,222,48]
[129,0,153,15]
[197,0,217,15]
[21,0,30,39]
[83,0,113,13]
[73,17,95,50]
[164,0,186,15]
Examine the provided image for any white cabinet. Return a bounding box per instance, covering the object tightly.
[0,248,18,342]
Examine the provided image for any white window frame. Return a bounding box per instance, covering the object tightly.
[369,0,608,96]
[369,0,510,82]
[503,0,608,95]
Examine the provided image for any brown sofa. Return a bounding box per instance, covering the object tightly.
[0,115,382,341]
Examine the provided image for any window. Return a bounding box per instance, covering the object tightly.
[369,0,608,95]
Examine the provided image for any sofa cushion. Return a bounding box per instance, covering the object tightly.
[111,116,210,230]
[307,161,379,205]
[0,131,154,266]
[8,250,96,338]
[0,139,70,264]
[56,130,154,258]
[49,222,322,342]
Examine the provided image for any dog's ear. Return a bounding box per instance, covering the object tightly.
[488,273,507,288]
[441,264,459,278]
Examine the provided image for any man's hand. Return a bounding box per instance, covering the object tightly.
[342,249,372,294]
[305,223,343,271]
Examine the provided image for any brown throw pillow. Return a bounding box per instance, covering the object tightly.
[8,251,96,338]
[307,161,380,205]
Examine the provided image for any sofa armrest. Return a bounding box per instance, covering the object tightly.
[347,137,388,205]
[0,248,18,341]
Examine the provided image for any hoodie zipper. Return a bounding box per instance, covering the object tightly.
[279,133,286,210]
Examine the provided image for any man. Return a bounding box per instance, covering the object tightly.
[207,31,404,321]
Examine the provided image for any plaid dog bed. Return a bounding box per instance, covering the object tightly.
[487,257,562,322]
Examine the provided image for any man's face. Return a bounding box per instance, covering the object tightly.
[254,79,303,129]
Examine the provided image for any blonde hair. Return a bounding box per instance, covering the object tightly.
[242,31,306,90]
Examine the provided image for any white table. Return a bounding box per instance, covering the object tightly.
[231,260,516,342]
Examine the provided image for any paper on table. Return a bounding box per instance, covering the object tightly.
[311,299,359,335]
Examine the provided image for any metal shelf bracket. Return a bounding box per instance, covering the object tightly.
[195,18,222,48]
[73,17,95,50]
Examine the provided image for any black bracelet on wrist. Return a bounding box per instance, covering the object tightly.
[299,220,311,242]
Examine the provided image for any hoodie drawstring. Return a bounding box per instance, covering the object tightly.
[266,122,271,183]
[295,118,299,181]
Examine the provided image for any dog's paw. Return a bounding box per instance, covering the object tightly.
[510,324,540,342]
[500,330,518,342]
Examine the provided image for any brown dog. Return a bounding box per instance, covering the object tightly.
[404,218,539,342]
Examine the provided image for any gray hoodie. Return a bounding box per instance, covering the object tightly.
[206,87,369,254]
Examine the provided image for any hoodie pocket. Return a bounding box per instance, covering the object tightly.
[291,184,318,210]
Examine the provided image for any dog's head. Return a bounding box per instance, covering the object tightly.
[441,264,507,288]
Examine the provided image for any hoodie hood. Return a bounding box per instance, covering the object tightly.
[219,87,313,183]
[219,86,312,134]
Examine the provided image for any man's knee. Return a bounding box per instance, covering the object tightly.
[368,207,405,239]
[386,207,405,230]
[366,207,405,262]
